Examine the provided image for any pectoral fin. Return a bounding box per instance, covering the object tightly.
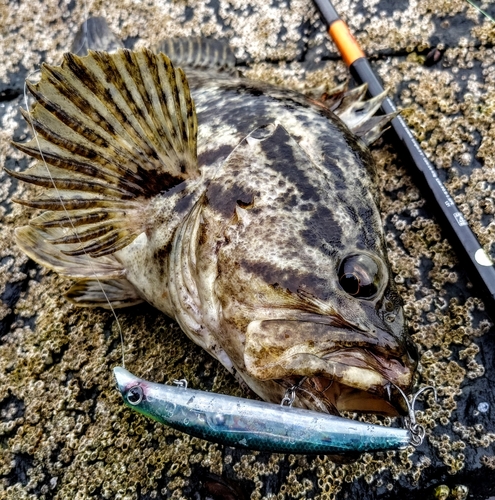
[8,48,198,258]
[14,225,125,279]
[67,278,143,308]
[15,223,142,308]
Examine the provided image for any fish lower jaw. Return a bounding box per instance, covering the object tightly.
[278,364,410,416]
[243,319,415,416]
[244,353,412,416]
[302,375,404,416]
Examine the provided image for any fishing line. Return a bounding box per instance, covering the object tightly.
[23,66,127,369]
[72,0,90,55]
[465,0,495,24]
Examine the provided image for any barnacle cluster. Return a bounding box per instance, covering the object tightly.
[1,0,494,498]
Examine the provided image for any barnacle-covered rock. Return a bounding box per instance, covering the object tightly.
[1,1,495,499]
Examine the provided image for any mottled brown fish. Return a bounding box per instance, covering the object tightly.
[6,19,418,417]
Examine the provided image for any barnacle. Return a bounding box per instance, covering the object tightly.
[2,0,495,498]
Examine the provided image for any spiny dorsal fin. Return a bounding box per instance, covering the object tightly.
[8,48,198,258]
[153,37,237,73]
[311,83,397,145]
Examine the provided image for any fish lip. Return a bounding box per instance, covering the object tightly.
[321,346,413,386]
[277,351,411,416]
[293,375,408,416]
[304,348,414,415]
[298,351,412,415]
[244,318,415,415]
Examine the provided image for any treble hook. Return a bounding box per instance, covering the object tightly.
[392,384,437,446]
[280,377,308,407]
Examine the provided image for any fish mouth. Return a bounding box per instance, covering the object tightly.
[244,319,416,416]
[279,356,407,416]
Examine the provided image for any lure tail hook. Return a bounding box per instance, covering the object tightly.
[392,384,437,447]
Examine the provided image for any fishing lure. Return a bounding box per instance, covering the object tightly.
[114,367,432,454]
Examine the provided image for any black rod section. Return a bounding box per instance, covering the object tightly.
[314,0,495,319]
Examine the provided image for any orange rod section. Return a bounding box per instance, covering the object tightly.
[328,19,365,66]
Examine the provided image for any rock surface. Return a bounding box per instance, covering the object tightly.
[1,0,495,499]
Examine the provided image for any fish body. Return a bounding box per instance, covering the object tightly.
[114,367,411,454]
[8,22,418,419]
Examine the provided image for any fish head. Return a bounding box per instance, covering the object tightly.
[199,122,418,416]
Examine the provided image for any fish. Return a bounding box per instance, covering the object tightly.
[6,18,418,420]
[113,366,412,454]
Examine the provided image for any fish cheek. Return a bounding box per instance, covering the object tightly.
[378,289,419,370]
[243,320,332,380]
[212,245,292,372]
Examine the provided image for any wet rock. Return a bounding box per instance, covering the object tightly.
[1,0,495,498]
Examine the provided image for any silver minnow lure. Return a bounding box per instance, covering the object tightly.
[114,367,416,454]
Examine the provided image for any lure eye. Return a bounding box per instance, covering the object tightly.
[126,385,143,405]
[338,254,381,299]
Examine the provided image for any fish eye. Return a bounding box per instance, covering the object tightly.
[338,254,380,299]
[126,385,143,405]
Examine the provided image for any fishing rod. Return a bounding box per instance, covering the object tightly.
[313,0,495,322]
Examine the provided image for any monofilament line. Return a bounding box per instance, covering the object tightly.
[465,0,495,23]
[23,72,127,369]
